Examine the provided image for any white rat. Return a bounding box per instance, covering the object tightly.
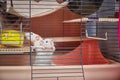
[25,32,55,65]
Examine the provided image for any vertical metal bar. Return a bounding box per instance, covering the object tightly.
[10,0,13,7]
[79,0,86,80]
[0,17,2,43]
[29,0,32,80]
[62,0,65,55]
[19,18,23,45]
[57,77,59,80]
[0,12,3,44]
[29,0,32,67]
[118,0,120,48]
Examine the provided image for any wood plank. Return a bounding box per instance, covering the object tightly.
[0,46,30,53]
[47,37,83,42]
[47,36,107,42]
[64,18,118,23]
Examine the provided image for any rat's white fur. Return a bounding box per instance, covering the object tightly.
[25,32,55,65]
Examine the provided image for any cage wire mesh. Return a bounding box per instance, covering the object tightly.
[0,0,119,80]
[0,0,31,68]
[0,0,31,54]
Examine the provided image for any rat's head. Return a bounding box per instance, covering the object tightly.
[44,38,55,51]
[25,32,43,42]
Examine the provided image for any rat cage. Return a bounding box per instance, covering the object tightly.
[0,0,120,80]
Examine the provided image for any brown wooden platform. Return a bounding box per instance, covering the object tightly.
[48,36,107,42]
[0,46,30,53]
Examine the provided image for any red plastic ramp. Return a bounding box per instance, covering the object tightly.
[53,40,110,65]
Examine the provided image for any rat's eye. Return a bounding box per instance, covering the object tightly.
[46,41,48,43]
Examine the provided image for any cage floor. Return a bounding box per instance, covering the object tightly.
[0,62,119,80]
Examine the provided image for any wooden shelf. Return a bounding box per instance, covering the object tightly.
[48,37,79,42]
[0,46,30,53]
[63,18,118,23]
[47,36,107,42]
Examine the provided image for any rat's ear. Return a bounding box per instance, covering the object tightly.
[51,40,55,47]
